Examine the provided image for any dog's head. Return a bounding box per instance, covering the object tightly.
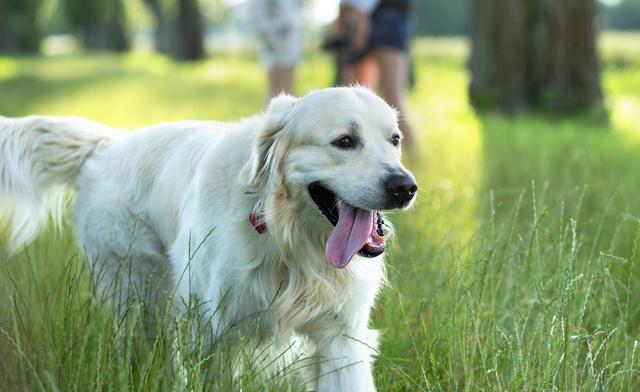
[249,87,417,269]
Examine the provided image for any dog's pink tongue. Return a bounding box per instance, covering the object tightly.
[326,203,373,268]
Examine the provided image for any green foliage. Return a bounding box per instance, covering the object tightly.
[0,0,43,53]
[411,0,640,38]
[60,0,129,51]
[1,34,640,390]
[413,0,467,36]
[601,0,640,30]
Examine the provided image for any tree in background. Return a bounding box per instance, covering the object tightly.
[61,0,130,51]
[143,0,205,61]
[603,0,640,30]
[0,0,42,53]
[469,0,603,114]
[413,0,467,36]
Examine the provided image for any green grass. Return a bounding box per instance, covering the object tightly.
[2,33,640,390]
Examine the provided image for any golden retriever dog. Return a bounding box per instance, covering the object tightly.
[0,87,417,391]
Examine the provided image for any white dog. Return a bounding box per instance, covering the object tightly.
[0,87,417,391]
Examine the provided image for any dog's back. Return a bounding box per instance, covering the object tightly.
[75,121,229,244]
[0,116,238,250]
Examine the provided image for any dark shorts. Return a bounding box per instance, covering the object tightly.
[369,9,411,53]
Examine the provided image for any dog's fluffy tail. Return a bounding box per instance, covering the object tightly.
[0,115,118,251]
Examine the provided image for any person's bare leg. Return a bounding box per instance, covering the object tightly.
[376,48,416,152]
[355,55,379,89]
[341,63,357,85]
[267,66,295,100]
[341,54,379,89]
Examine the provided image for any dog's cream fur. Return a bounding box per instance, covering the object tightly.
[0,87,415,391]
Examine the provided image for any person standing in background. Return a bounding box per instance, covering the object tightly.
[250,0,302,101]
[334,0,416,152]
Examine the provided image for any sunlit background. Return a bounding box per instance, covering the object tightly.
[1,0,640,390]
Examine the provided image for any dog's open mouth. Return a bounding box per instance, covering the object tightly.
[308,182,386,269]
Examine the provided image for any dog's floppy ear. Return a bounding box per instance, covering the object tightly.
[249,94,298,189]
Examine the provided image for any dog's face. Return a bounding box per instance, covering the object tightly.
[252,87,417,268]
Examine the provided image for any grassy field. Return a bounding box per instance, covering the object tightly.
[1,33,640,390]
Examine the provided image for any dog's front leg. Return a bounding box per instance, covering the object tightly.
[314,329,378,392]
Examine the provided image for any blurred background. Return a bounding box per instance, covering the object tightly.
[0,0,638,117]
[2,1,640,390]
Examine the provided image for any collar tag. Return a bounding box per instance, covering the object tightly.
[249,213,267,234]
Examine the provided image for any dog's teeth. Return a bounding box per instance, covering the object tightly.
[376,211,384,235]
[376,211,385,236]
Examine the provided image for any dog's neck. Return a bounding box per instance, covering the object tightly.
[249,212,267,233]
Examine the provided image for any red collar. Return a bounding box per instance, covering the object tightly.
[249,213,267,234]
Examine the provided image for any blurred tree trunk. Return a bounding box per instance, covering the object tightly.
[62,0,130,52]
[175,0,205,60]
[143,0,205,61]
[144,0,173,54]
[469,0,603,114]
[0,0,42,54]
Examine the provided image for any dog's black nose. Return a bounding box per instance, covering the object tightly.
[384,174,417,205]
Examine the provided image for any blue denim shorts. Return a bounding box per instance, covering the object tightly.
[369,9,411,53]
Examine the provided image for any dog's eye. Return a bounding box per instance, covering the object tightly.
[333,135,356,149]
[391,134,401,147]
